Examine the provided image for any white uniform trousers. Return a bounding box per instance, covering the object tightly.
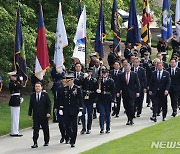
[10,106,20,135]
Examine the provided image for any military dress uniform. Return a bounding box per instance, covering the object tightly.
[59,78,83,147]
[97,76,115,133]
[81,74,97,134]
[9,76,22,136]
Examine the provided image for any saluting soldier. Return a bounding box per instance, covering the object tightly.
[80,69,97,134]
[96,68,115,134]
[8,71,23,137]
[59,74,83,148]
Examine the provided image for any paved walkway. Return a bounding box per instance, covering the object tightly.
[0,96,178,154]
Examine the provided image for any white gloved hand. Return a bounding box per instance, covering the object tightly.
[93,103,96,108]
[59,110,63,115]
[96,89,101,93]
[84,73,88,78]
[78,111,82,117]
[111,102,114,107]
[43,90,47,92]
[19,76,23,81]
[20,97,24,104]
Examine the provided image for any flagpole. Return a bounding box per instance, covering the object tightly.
[84,0,88,70]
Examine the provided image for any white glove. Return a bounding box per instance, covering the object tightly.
[59,110,63,115]
[78,111,82,117]
[84,73,88,78]
[93,103,96,108]
[43,90,47,92]
[111,102,114,107]
[19,76,23,81]
[20,97,24,104]
[96,89,101,93]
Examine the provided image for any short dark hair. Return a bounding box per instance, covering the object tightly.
[35,81,43,86]
[75,62,81,66]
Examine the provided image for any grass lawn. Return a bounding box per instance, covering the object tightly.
[0,91,54,136]
[82,116,180,154]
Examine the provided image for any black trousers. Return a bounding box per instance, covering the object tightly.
[122,95,135,121]
[33,118,49,144]
[64,114,78,144]
[134,88,144,115]
[115,96,121,115]
[169,90,180,113]
[57,113,66,139]
[152,90,167,118]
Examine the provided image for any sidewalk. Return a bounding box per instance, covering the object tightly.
[0,96,177,154]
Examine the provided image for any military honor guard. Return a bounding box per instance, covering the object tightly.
[132,57,147,117]
[119,63,140,125]
[58,74,83,147]
[54,77,67,143]
[109,61,122,117]
[80,69,97,134]
[167,59,180,117]
[149,62,171,122]
[96,67,115,134]
[28,82,51,148]
[8,71,23,137]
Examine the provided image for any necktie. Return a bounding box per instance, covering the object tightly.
[77,73,79,78]
[126,73,129,84]
[37,94,40,102]
[172,69,175,76]
[115,70,117,76]
[158,71,161,82]
[135,68,138,72]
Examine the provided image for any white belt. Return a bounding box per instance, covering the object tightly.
[11,93,20,96]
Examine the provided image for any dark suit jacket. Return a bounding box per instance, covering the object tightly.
[109,69,122,93]
[119,72,140,98]
[28,92,51,120]
[74,72,84,87]
[131,67,147,89]
[149,70,171,95]
[166,67,180,92]
[60,85,83,116]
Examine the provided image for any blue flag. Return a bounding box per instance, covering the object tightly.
[161,0,173,42]
[111,0,121,54]
[95,0,106,58]
[14,8,28,87]
[126,0,141,46]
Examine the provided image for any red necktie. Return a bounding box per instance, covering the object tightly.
[126,73,129,85]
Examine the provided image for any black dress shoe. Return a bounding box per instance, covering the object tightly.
[31,144,38,148]
[43,143,49,146]
[115,115,119,118]
[100,130,104,134]
[150,116,157,122]
[162,118,166,121]
[86,130,91,134]
[106,130,110,134]
[60,138,64,143]
[126,121,130,125]
[10,134,23,137]
[171,112,177,117]
[157,113,160,116]
[80,129,86,134]
[71,144,75,148]
[147,104,150,107]
[137,114,140,117]
[111,112,116,116]
[129,120,134,125]
[93,115,97,119]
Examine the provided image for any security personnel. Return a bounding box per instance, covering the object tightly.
[166,59,180,117]
[109,61,122,117]
[74,62,84,87]
[54,77,67,143]
[8,71,23,137]
[132,57,147,117]
[96,68,115,134]
[59,74,83,148]
[124,43,133,62]
[141,52,152,107]
[81,69,97,134]
[149,62,171,122]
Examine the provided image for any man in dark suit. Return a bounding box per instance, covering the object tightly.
[109,61,122,117]
[28,82,51,148]
[132,57,147,117]
[149,62,171,122]
[156,52,169,69]
[141,52,153,107]
[124,43,133,62]
[119,63,140,125]
[74,62,84,88]
[167,59,180,117]
[59,74,83,147]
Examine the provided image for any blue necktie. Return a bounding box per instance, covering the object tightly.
[158,71,161,82]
